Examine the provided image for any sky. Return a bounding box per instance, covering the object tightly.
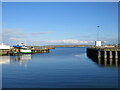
[2,2,118,46]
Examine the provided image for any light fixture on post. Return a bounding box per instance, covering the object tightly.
[95,26,102,47]
[97,26,100,41]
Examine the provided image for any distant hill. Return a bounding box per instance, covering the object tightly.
[27,44,118,49]
[27,45,94,49]
[48,45,93,47]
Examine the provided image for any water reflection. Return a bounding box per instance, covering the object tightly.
[0,54,31,65]
[13,54,31,64]
[0,56,10,64]
[91,58,120,67]
[13,54,32,69]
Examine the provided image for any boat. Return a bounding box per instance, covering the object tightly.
[13,43,26,48]
[0,43,10,50]
[20,49,31,54]
[13,43,31,54]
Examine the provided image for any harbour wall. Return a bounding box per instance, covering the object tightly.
[87,47,120,61]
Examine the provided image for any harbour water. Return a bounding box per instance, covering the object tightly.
[2,47,118,88]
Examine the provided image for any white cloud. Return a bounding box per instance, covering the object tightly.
[46,39,94,44]
[31,32,50,35]
[9,37,22,41]
[2,28,117,45]
[3,29,26,38]
[2,28,52,45]
[2,29,26,45]
[27,39,94,46]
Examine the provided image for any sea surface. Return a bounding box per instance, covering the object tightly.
[2,47,119,88]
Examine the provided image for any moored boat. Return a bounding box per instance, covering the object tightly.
[20,49,31,54]
[0,43,10,50]
[13,43,31,54]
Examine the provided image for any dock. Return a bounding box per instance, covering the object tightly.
[0,48,53,56]
[87,47,120,59]
[31,49,50,53]
[87,47,120,66]
[0,50,10,55]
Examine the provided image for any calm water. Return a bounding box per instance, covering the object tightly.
[2,47,118,88]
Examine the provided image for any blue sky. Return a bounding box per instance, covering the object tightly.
[2,2,118,45]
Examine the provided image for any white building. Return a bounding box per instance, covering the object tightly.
[95,41,102,46]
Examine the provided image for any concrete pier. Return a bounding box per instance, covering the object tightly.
[87,47,120,59]
[0,48,51,56]
[32,49,50,53]
[104,51,107,59]
[109,51,113,59]
[0,50,10,55]
[115,51,118,59]
[87,47,120,66]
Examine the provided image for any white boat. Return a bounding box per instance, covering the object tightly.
[20,49,31,54]
[0,43,10,50]
[13,43,31,54]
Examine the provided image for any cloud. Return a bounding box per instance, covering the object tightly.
[9,37,22,41]
[26,39,95,46]
[2,28,117,46]
[2,28,52,45]
[45,39,94,44]
[2,29,26,45]
[31,32,50,35]
[3,29,26,38]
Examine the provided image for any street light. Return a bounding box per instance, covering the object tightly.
[97,26,100,41]
[95,26,102,47]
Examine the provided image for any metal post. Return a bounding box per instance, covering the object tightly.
[97,26,100,41]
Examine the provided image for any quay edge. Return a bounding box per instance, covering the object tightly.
[87,47,120,60]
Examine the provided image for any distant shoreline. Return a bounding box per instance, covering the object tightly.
[27,45,93,48]
[27,44,116,48]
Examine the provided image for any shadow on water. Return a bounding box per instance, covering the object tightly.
[87,56,120,67]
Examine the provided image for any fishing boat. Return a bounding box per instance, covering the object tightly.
[13,43,31,54]
[20,49,31,54]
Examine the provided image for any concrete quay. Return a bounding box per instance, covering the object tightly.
[87,47,120,66]
[0,48,52,56]
[87,47,120,59]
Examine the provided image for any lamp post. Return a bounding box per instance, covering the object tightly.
[97,26,100,41]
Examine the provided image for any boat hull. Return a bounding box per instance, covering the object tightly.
[20,49,31,54]
[0,45,10,50]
